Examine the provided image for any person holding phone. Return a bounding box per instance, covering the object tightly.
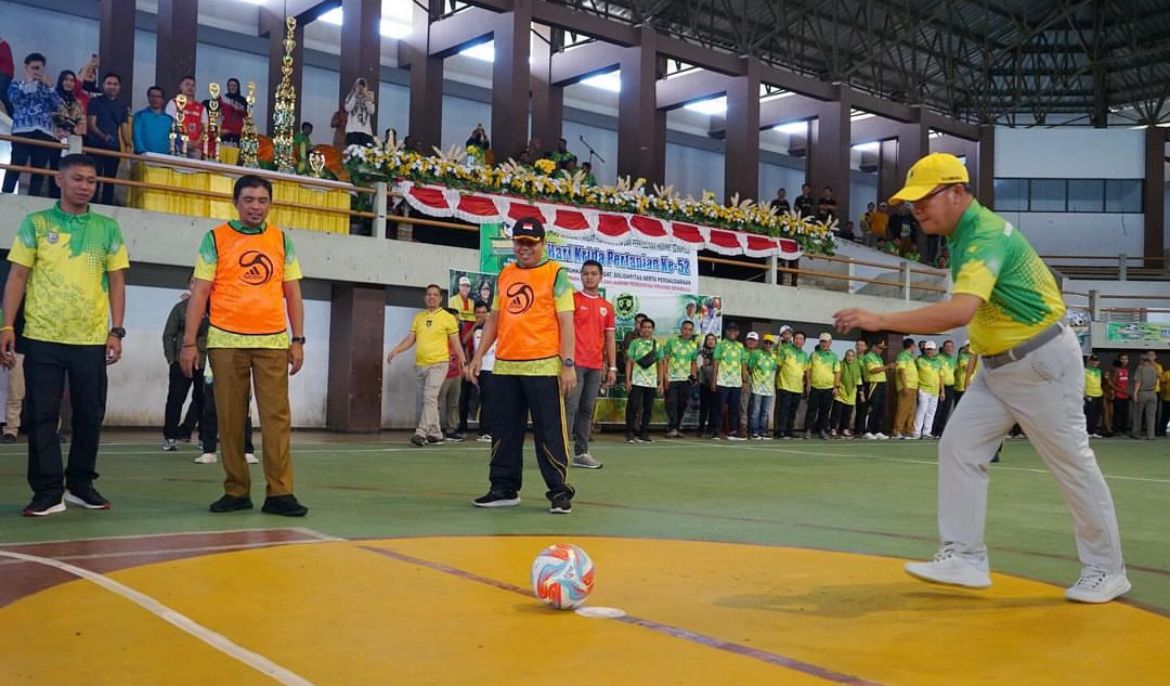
[344,78,375,147]
[2,53,63,197]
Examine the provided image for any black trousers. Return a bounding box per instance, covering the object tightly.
[831,400,854,433]
[665,380,690,431]
[698,383,717,434]
[164,362,204,439]
[863,382,887,434]
[953,389,965,406]
[488,374,573,501]
[24,340,107,498]
[932,385,955,436]
[2,131,57,196]
[200,378,255,454]
[477,371,492,435]
[626,385,657,439]
[93,152,120,206]
[804,387,834,435]
[1111,398,1130,436]
[1159,399,1169,437]
[715,386,741,436]
[457,378,479,432]
[1084,396,1103,436]
[775,389,801,437]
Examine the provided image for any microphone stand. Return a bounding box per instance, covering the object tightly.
[579,135,605,173]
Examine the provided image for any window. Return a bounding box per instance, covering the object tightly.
[1105,179,1143,213]
[994,179,1027,211]
[992,178,1143,213]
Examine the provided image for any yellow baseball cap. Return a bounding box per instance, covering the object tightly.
[889,153,969,204]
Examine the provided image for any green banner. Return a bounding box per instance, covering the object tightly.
[1105,322,1170,345]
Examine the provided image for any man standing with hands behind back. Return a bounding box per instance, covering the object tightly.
[834,153,1128,603]
[180,175,308,517]
[1,154,128,516]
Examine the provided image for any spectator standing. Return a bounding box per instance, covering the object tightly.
[179,174,308,517]
[774,330,808,439]
[344,78,375,147]
[465,217,577,514]
[386,285,464,446]
[954,341,977,406]
[816,186,838,223]
[2,53,62,198]
[832,348,862,438]
[793,183,815,219]
[1131,352,1159,440]
[770,187,790,214]
[456,300,484,440]
[870,202,890,243]
[0,36,13,115]
[747,334,778,439]
[564,260,615,468]
[932,339,957,437]
[294,122,314,173]
[624,317,663,443]
[165,76,205,159]
[1084,354,1104,438]
[851,338,870,435]
[914,340,944,439]
[1158,357,1170,438]
[663,320,699,438]
[471,305,497,442]
[1,154,129,516]
[218,78,246,145]
[696,334,718,436]
[437,334,463,440]
[550,138,577,171]
[860,203,876,246]
[1106,355,1130,437]
[195,361,257,465]
[710,322,747,440]
[84,73,128,206]
[804,332,839,439]
[580,162,598,186]
[738,331,758,436]
[161,280,203,450]
[893,338,919,439]
[861,338,892,439]
[1,304,22,443]
[132,86,172,155]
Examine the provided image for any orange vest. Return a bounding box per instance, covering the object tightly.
[209,223,288,335]
[495,260,562,362]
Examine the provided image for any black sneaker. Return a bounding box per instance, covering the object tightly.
[1,433,17,444]
[549,493,572,514]
[472,491,520,508]
[261,494,309,517]
[410,435,427,447]
[209,494,254,513]
[22,494,66,517]
[64,486,110,510]
[637,436,654,444]
[446,432,465,442]
[426,435,442,444]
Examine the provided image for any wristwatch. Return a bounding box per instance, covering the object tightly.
[109,327,126,339]
[563,358,575,368]
[291,336,307,344]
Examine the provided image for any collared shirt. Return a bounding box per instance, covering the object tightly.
[948,200,1065,356]
[8,203,130,345]
[664,335,699,382]
[896,351,919,390]
[916,355,943,396]
[572,290,615,370]
[955,351,976,391]
[808,348,840,390]
[777,344,809,393]
[1084,367,1103,398]
[410,308,458,367]
[747,348,778,396]
[86,95,128,149]
[862,351,887,383]
[627,337,661,388]
[713,339,746,388]
[8,79,62,137]
[938,353,957,386]
[193,220,302,349]
[133,107,173,154]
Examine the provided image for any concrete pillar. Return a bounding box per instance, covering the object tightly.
[876,139,899,204]
[977,125,996,209]
[618,29,665,184]
[1143,126,1166,264]
[99,0,136,108]
[327,284,387,432]
[405,0,444,152]
[530,26,564,155]
[491,0,533,162]
[339,0,381,138]
[723,60,761,203]
[808,95,852,227]
[155,0,198,96]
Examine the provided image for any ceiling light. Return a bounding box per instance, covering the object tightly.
[319,7,343,24]
[461,41,497,62]
[380,20,411,38]
[773,121,809,135]
[852,141,880,152]
[236,0,266,5]
[580,70,621,93]
[684,96,727,115]
[851,112,875,122]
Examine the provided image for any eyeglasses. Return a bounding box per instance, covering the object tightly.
[909,184,954,209]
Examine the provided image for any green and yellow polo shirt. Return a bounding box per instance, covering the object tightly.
[664,335,699,383]
[808,348,840,390]
[777,345,809,393]
[713,338,746,388]
[896,350,919,391]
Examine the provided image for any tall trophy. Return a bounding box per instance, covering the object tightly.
[204,82,222,162]
[169,94,189,156]
[272,16,299,173]
[239,81,260,168]
[308,150,326,179]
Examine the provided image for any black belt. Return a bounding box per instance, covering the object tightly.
[982,323,1064,370]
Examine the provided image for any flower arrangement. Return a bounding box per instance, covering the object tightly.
[344,142,835,254]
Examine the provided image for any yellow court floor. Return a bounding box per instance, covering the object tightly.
[2,536,1167,685]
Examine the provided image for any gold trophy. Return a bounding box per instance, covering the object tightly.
[240,81,260,168]
[169,94,189,156]
[205,82,222,162]
[272,16,299,173]
[308,150,326,179]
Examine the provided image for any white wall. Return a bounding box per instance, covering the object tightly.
[758,163,805,207]
[850,174,878,225]
[994,127,1145,178]
[562,120,618,186]
[665,143,723,199]
[995,211,1145,258]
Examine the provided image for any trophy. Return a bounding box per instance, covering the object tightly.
[308,150,326,179]
[239,81,260,168]
[169,94,189,156]
[204,82,222,162]
[272,16,299,173]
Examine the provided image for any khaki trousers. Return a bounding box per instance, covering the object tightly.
[5,352,24,435]
[415,362,447,439]
[208,348,294,498]
[894,387,918,436]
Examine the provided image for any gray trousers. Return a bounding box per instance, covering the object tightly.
[937,327,1124,574]
[1132,393,1157,439]
[565,366,603,457]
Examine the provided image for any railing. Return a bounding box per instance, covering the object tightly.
[1041,253,1170,281]
[1,132,949,301]
[1061,289,1170,322]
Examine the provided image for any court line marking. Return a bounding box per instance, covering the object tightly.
[0,550,315,686]
[0,538,336,567]
[359,544,882,686]
[0,527,316,549]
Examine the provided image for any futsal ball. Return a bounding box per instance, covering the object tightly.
[531,543,595,610]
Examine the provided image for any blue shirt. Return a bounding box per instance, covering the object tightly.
[132,107,173,154]
[7,79,62,137]
[85,95,128,149]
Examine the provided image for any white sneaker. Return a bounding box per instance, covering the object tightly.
[194,453,218,464]
[477,434,492,443]
[245,453,259,464]
[875,433,889,440]
[863,432,876,440]
[1065,569,1131,603]
[905,549,991,589]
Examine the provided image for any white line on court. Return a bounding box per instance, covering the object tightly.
[289,527,346,542]
[0,550,316,686]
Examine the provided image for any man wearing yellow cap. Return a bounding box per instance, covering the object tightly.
[833,153,1128,604]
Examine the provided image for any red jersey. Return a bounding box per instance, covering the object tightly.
[572,291,615,370]
[1114,368,1129,400]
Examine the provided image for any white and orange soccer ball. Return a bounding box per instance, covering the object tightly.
[531,543,595,610]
